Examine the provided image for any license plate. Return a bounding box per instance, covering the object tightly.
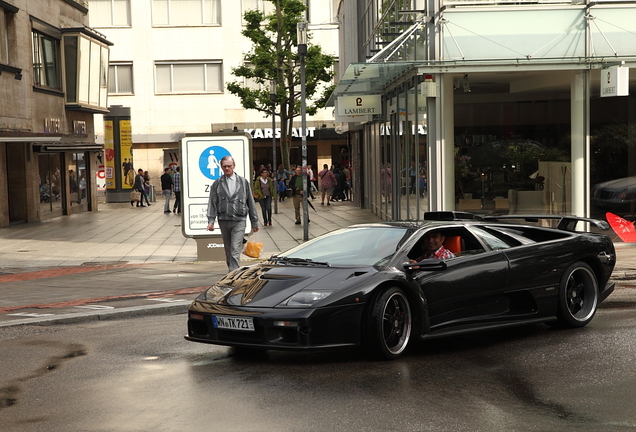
[212,315,255,332]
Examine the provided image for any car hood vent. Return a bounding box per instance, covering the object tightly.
[346,271,368,280]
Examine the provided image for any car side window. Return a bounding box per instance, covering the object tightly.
[470,226,516,250]
[407,227,485,260]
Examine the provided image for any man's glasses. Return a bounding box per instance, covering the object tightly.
[221,165,233,169]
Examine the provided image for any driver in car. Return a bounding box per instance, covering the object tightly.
[410,230,455,262]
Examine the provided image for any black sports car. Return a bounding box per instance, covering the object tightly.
[185,212,616,359]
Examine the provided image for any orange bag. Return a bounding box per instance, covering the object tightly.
[243,240,263,258]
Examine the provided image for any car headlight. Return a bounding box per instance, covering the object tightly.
[204,285,232,303]
[619,188,636,201]
[286,290,334,306]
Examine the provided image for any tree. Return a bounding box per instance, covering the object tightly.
[226,0,335,172]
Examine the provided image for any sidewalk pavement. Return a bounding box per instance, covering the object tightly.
[0,197,382,327]
[1,198,635,328]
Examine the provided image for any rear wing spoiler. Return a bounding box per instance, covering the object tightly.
[424,211,609,232]
[482,215,610,232]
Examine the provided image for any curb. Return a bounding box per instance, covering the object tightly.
[0,302,189,328]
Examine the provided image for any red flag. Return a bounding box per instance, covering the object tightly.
[606,212,636,242]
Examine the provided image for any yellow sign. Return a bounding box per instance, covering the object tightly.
[120,120,134,189]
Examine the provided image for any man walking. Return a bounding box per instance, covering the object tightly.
[132,168,150,207]
[206,156,259,271]
[160,167,173,213]
[172,166,181,214]
[289,166,311,224]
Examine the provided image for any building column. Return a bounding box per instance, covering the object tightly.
[427,74,455,211]
[0,143,8,227]
[571,71,590,218]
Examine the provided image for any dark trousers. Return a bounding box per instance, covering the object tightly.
[218,219,246,271]
[134,189,149,206]
[258,195,272,224]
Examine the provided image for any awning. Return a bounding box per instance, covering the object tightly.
[327,62,417,106]
[328,56,636,106]
[36,142,103,153]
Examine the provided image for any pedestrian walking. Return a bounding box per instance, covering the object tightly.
[206,156,259,271]
[160,167,173,213]
[172,166,181,214]
[131,169,151,207]
[289,166,311,224]
[307,164,316,199]
[318,163,336,206]
[331,166,345,202]
[253,167,275,226]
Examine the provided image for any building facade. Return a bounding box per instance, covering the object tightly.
[333,0,636,225]
[88,0,344,198]
[0,0,110,228]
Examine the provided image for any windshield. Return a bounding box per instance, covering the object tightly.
[277,226,411,266]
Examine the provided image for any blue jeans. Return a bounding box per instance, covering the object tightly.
[163,189,171,211]
[258,195,272,224]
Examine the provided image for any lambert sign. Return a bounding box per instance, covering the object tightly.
[337,95,382,116]
[601,66,629,98]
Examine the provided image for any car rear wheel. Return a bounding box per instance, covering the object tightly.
[365,287,412,360]
[557,262,599,328]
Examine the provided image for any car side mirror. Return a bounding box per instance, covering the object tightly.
[403,259,448,272]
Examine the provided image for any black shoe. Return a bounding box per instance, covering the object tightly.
[295,221,301,225]
[147,204,151,206]
[308,219,310,223]
[139,205,146,207]
[173,209,176,213]
[164,210,171,213]
[131,201,134,206]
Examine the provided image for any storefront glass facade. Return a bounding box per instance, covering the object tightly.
[38,153,64,214]
[334,0,636,226]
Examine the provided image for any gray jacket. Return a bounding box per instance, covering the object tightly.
[207,174,259,227]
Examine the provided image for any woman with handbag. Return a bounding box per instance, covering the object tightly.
[253,168,275,226]
[131,168,151,207]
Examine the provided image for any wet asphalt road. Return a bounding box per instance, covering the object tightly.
[2,300,636,432]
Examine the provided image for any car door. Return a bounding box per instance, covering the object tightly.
[410,228,510,331]
[471,225,577,318]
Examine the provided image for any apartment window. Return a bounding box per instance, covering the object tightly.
[241,62,261,91]
[32,30,61,90]
[155,61,222,94]
[1,5,17,65]
[88,0,131,27]
[241,0,275,15]
[152,0,220,26]
[242,0,308,22]
[109,63,133,94]
[62,28,111,111]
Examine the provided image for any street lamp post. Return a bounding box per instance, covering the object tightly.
[270,79,278,214]
[297,20,309,241]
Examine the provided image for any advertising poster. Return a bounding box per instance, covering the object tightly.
[119,120,134,189]
[180,134,252,238]
[103,120,115,189]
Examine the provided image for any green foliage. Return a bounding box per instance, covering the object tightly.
[457,140,570,197]
[227,0,334,118]
[226,0,335,169]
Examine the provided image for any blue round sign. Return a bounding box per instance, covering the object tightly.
[198,146,232,180]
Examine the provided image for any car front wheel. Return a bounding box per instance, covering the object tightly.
[365,287,412,360]
[557,262,599,328]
